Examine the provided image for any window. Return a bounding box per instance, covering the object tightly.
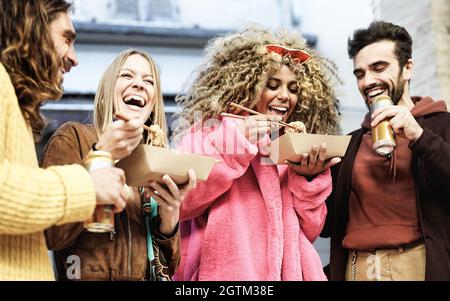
[114,0,178,22]
[147,0,176,21]
[115,0,139,20]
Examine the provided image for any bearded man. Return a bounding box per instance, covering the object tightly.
[321,21,450,281]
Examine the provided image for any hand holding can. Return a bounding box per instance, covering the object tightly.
[83,150,123,233]
[369,95,396,156]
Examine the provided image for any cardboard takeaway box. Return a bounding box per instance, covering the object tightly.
[116,144,218,186]
[269,132,352,164]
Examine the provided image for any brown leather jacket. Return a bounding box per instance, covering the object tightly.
[40,122,180,280]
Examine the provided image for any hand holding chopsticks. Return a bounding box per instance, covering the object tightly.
[225,103,298,131]
[93,111,145,160]
[225,113,275,145]
[114,111,152,132]
[220,112,288,129]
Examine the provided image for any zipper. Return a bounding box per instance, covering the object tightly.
[109,214,118,240]
[351,250,358,281]
[127,213,132,277]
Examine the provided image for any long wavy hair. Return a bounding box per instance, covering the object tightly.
[172,25,342,139]
[93,49,167,224]
[93,49,167,143]
[0,0,72,141]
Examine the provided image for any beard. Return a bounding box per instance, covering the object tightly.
[363,73,407,109]
[389,76,406,105]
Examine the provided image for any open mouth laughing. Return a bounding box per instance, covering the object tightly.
[365,85,389,102]
[267,104,289,119]
[123,95,146,109]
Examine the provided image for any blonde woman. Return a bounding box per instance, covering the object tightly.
[172,25,342,281]
[41,49,196,280]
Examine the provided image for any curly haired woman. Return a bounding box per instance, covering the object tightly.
[171,25,342,281]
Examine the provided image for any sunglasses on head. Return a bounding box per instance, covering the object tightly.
[265,44,311,65]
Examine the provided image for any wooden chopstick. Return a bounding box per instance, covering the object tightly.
[114,112,152,132]
[229,103,298,130]
[220,112,287,128]
[230,103,261,116]
[220,112,246,120]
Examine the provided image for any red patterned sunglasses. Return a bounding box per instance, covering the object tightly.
[265,44,311,65]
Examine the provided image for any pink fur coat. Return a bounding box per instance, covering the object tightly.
[173,117,331,281]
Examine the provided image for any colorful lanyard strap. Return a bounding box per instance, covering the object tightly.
[143,196,158,276]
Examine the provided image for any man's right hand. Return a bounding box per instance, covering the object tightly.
[90,167,127,213]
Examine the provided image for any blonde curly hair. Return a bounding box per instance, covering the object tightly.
[172,25,341,139]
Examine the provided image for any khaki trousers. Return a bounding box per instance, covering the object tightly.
[345,242,426,281]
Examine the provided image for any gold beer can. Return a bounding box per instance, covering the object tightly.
[369,95,396,156]
[82,150,115,233]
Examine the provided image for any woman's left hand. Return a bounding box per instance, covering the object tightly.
[285,143,341,178]
[145,169,197,236]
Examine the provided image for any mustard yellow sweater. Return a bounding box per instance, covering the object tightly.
[0,63,96,280]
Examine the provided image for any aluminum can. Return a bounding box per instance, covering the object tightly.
[369,95,396,156]
[82,150,115,233]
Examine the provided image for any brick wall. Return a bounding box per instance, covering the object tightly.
[373,0,450,110]
[431,0,450,109]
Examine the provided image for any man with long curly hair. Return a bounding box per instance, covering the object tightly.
[0,0,129,280]
[171,25,342,280]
